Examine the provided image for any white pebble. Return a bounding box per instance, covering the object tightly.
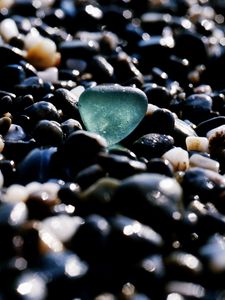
[41,182,60,199]
[147,103,160,115]
[206,124,225,139]
[37,67,58,83]
[162,147,189,171]
[39,226,63,252]
[25,181,43,194]
[38,0,55,7]
[71,85,85,99]
[186,136,209,152]
[3,184,29,203]
[42,215,83,243]
[189,154,220,173]
[0,18,19,42]
[24,28,42,50]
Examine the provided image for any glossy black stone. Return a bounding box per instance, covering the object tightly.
[69,214,110,263]
[144,84,172,108]
[53,88,80,120]
[173,118,197,148]
[196,116,225,137]
[108,215,163,263]
[0,159,16,187]
[174,31,208,67]
[62,130,107,175]
[9,35,25,50]
[0,64,26,91]
[33,120,63,147]
[15,76,54,99]
[97,152,146,179]
[61,118,83,137]
[181,168,218,204]
[75,164,106,190]
[24,101,60,126]
[138,36,174,71]
[59,40,100,62]
[89,55,115,83]
[57,182,81,206]
[0,95,13,114]
[132,133,174,160]
[0,46,24,68]
[147,158,174,177]
[111,173,183,240]
[16,147,57,184]
[181,94,213,124]
[150,108,175,134]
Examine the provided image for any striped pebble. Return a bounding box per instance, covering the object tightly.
[186,136,209,152]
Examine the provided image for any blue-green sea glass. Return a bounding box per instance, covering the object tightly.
[78,84,148,146]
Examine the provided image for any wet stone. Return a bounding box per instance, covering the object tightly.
[0,64,26,91]
[62,130,108,175]
[181,93,213,125]
[132,133,174,160]
[33,120,63,147]
[78,84,148,146]
[144,84,172,108]
[196,116,225,137]
[111,173,183,239]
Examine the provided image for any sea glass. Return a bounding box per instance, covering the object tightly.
[78,84,148,146]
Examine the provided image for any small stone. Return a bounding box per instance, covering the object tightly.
[78,84,148,146]
[189,153,220,173]
[26,37,60,69]
[132,133,174,160]
[0,18,19,42]
[162,147,189,171]
[186,136,209,152]
[207,124,225,139]
[37,67,58,83]
[3,184,29,203]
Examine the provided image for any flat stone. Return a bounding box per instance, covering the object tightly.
[78,84,148,146]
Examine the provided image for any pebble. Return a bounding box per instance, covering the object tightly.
[185,136,209,152]
[196,116,225,137]
[207,124,225,139]
[132,133,174,160]
[162,147,189,172]
[26,37,60,69]
[181,93,213,124]
[189,153,220,173]
[0,18,19,42]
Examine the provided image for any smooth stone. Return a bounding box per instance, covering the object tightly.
[78,85,148,146]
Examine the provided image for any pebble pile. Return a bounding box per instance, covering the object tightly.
[0,0,225,299]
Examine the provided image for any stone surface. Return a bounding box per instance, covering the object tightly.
[78,84,148,146]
